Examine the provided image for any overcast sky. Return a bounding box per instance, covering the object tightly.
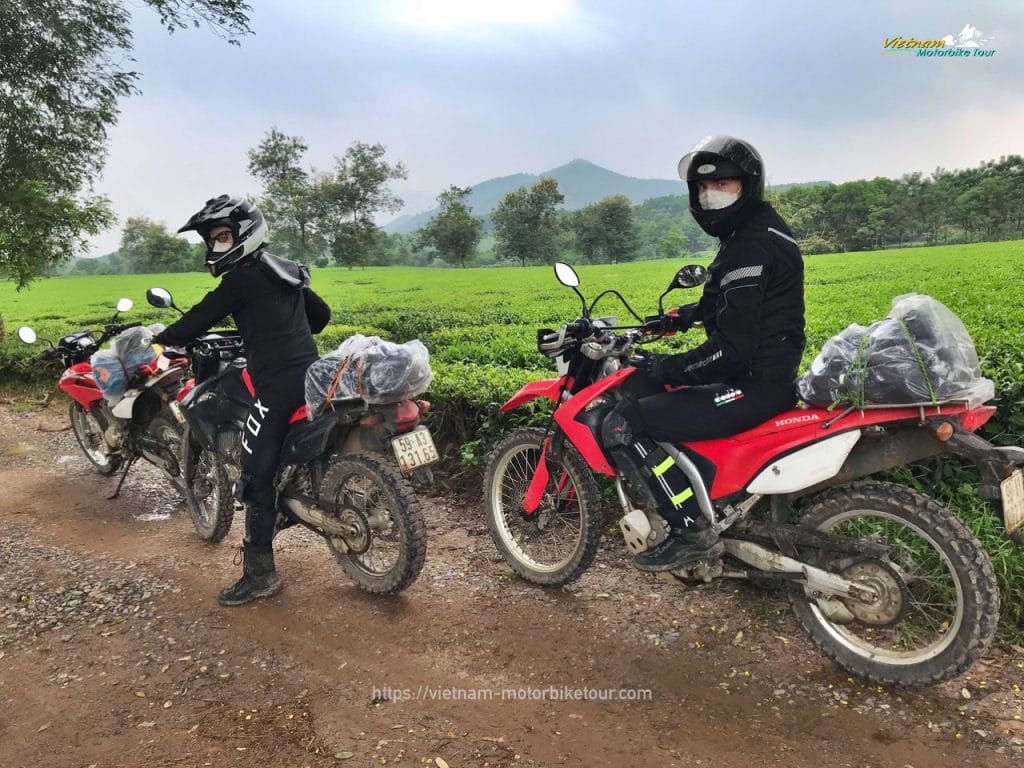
[88,0,1023,254]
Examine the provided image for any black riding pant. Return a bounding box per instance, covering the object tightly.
[634,379,798,443]
[608,376,797,526]
[239,370,306,546]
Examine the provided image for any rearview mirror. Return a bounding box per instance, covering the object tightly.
[671,264,709,290]
[116,297,133,313]
[17,326,37,344]
[553,262,580,288]
[147,287,174,309]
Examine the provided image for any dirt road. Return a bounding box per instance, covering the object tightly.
[1,402,1022,768]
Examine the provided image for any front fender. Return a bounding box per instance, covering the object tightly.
[500,377,567,413]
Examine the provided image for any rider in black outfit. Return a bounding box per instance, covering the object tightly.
[154,195,331,606]
[602,135,806,572]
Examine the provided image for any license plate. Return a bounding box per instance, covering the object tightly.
[1001,469,1024,535]
[391,427,439,472]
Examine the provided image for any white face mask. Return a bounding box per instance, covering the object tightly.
[698,188,740,210]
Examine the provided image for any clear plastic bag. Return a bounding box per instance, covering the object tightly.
[90,324,165,401]
[797,294,994,408]
[305,334,433,413]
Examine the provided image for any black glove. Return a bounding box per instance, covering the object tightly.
[641,315,676,335]
[630,350,667,383]
[642,302,700,335]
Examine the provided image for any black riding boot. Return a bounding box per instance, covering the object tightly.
[631,516,724,572]
[218,543,283,606]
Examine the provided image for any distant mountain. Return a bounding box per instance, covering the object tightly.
[384,159,686,234]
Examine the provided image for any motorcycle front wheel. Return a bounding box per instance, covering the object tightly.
[321,453,427,596]
[789,481,999,687]
[483,427,603,587]
[180,428,235,543]
[69,401,121,475]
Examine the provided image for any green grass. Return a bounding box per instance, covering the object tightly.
[2,241,1023,632]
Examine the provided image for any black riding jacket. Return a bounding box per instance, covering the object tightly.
[154,251,331,391]
[661,201,805,386]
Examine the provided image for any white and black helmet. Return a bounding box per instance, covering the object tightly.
[178,195,268,277]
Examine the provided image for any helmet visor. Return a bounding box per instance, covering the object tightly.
[678,135,762,181]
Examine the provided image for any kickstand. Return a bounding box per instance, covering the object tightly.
[107,456,138,500]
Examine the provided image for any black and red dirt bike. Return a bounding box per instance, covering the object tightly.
[17,298,189,495]
[484,261,1024,687]
[147,288,435,596]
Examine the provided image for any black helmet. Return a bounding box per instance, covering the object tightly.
[178,195,268,277]
[677,135,764,237]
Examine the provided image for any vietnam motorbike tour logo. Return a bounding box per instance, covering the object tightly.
[882,23,996,58]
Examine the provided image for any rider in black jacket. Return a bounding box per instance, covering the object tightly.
[154,195,331,606]
[603,135,806,572]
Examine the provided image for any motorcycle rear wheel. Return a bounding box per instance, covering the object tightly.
[69,401,121,475]
[484,427,603,586]
[789,481,999,687]
[181,429,235,543]
[321,453,427,596]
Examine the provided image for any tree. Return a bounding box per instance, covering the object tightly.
[119,217,195,273]
[246,128,320,265]
[491,178,565,267]
[571,195,641,264]
[0,1,252,288]
[416,186,482,267]
[315,142,407,269]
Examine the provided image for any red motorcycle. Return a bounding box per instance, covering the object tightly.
[484,262,1024,686]
[17,299,190,495]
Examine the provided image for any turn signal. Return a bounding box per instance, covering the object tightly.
[416,400,431,413]
[934,421,955,442]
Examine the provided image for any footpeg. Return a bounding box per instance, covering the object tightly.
[669,558,724,583]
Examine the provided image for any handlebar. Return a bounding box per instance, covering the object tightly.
[97,321,143,344]
[188,333,244,358]
[36,347,60,362]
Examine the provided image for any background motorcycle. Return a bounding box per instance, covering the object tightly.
[17,299,189,495]
[147,287,434,596]
[484,262,1024,686]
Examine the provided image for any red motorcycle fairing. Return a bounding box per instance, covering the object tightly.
[553,368,636,477]
[687,402,995,499]
[501,368,635,478]
[289,404,310,424]
[500,377,567,413]
[177,379,195,402]
[242,368,256,397]
[58,363,103,409]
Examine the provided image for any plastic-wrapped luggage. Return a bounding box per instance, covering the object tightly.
[90,324,165,401]
[797,294,994,408]
[305,334,433,414]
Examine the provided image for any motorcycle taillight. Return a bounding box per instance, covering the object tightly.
[959,406,996,433]
[393,399,421,433]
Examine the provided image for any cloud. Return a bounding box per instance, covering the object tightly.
[84,0,1024,255]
